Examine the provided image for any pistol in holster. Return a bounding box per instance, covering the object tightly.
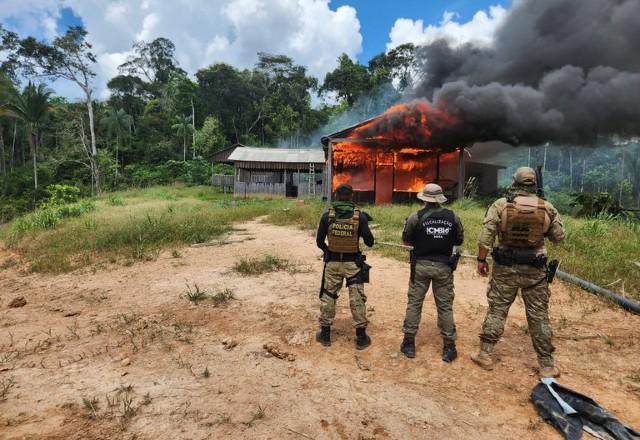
[449,250,461,271]
[347,253,371,286]
[546,259,560,284]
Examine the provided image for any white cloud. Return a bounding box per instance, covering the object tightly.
[1,0,363,100]
[387,5,508,51]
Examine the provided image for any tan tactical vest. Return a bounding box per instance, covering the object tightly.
[327,208,360,253]
[500,195,551,248]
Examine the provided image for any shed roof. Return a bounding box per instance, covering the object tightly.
[228,147,324,164]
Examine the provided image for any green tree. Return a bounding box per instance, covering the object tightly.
[172,115,193,161]
[0,82,52,189]
[106,74,150,121]
[102,107,133,183]
[368,43,416,90]
[0,72,17,175]
[194,116,227,158]
[162,71,197,156]
[13,26,101,192]
[195,63,265,143]
[320,54,372,106]
[255,53,319,144]
[119,37,185,94]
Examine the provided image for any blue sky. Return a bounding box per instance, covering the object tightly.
[332,0,508,63]
[1,0,511,99]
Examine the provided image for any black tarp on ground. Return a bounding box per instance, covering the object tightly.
[531,378,640,440]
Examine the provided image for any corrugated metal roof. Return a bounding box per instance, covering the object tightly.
[228,147,325,164]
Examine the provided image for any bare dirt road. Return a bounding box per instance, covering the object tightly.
[1,219,639,439]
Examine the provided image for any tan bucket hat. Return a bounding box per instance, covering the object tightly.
[513,167,537,185]
[417,183,447,203]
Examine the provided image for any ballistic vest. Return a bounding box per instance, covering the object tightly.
[500,194,551,248]
[412,208,457,263]
[327,208,360,254]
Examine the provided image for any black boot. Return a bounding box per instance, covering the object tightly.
[355,327,371,350]
[316,326,331,347]
[442,341,457,363]
[400,334,416,358]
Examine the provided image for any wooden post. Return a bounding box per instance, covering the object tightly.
[457,146,465,200]
[327,141,333,204]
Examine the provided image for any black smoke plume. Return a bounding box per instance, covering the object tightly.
[410,0,640,147]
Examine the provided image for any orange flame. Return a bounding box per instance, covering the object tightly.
[330,100,463,197]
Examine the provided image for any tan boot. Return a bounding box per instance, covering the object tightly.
[471,342,495,370]
[538,355,560,378]
[539,365,561,378]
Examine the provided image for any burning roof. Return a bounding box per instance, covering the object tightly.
[321,100,465,152]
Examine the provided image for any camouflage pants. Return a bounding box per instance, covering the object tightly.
[480,263,555,366]
[319,261,368,328]
[402,260,456,343]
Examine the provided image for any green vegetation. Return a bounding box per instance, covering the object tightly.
[232,254,292,276]
[184,282,235,306]
[0,186,286,273]
[1,186,638,300]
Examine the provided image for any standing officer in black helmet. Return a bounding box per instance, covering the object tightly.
[315,183,375,350]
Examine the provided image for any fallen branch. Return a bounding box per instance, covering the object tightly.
[286,427,315,439]
[190,237,255,248]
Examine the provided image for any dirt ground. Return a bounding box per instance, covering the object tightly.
[1,218,639,440]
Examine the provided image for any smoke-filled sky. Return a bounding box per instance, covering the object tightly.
[411,0,640,147]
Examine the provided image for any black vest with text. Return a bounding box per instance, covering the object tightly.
[412,207,457,263]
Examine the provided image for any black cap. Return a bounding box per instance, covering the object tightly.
[335,184,353,195]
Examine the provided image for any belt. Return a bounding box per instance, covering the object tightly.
[327,251,358,262]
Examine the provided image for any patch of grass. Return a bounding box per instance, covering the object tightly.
[183,283,235,307]
[243,404,266,427]
[628,369,640,384]
[184,283,208,304]
[82,396,100,419]
[2,188,288,273]
[0,376,15,400]
[107,195,126,206]
[210,288,235,306]
[233,254,290,276]
[5,200,96,245]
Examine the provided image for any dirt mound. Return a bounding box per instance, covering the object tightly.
[1,219,638,439]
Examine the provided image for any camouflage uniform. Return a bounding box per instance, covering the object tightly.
[476,176,565,370]
[315,192,374,348]
[319,261,368,328]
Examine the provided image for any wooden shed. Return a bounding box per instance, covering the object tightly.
[228,147,324,198]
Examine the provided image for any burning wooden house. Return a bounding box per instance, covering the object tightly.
[321,101,504,204]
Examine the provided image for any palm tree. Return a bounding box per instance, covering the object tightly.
[102,107,133,184]
[0,82,53,189]
[172,115,193,161]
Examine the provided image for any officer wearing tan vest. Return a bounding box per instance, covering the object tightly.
[315,184,374,349]
[472,166,565,378]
